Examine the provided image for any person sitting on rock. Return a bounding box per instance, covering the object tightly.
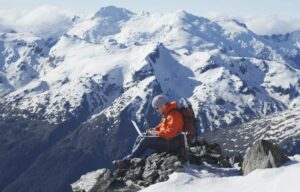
[113,94,184,169]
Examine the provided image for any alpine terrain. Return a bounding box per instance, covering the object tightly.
[0,6,300,192]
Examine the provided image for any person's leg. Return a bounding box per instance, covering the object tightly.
[114,136,182,169]
[131,135,143,150]
[123,136,169,162]
[113,136,146,169]
[166,136,182,154]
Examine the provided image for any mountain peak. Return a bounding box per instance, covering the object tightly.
[93,6,134,21]
[174,9,210,23]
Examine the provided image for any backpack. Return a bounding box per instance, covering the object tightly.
[177,97,196,143]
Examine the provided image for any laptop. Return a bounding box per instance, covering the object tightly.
[131,120,157,137]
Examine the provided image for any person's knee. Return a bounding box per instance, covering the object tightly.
[139,137,157,148]
[135,136,143,144]
[137,138,147,147]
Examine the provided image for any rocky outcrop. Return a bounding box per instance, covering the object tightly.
[71,141,239,192]
[71,152,183,192]
[189,141,239,168]
[71,139,293,192]
[242,140,290,175]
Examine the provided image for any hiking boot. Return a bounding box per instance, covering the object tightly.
[112,160,131,169]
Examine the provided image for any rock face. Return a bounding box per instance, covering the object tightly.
[242,140,290,175]
[71,141,238,192]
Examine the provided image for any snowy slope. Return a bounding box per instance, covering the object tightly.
[0,32,53,96]
[204,105,300,155]
[141,155,300,192]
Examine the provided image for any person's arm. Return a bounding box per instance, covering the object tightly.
[156,111,183,139]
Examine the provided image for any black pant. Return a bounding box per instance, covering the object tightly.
[123,135,182,163]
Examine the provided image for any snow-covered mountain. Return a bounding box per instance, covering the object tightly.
[0,32,54,95]
[0,6,300,192]
[264,31,300,69]
[1,6,300,129]
[204,105,300,155]
[69,6,134,43]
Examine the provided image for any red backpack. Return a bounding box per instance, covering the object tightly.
[177,98,196,143]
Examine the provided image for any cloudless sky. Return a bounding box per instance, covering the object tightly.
[0,0,299,18]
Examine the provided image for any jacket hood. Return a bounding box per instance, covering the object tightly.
[163,101,178,116]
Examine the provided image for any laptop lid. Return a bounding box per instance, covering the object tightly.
[131,120,143,136]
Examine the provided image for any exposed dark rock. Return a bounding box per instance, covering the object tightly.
[189,141,233,168]
[72,152,183,192]
[132,64,154,82]
[270,84,299,100]
[229,154,243,167]
[215,97,226,105]
[242,140,290,175]
[72,141,236,192]
[239,63,247,74]
[147,44,160,64]
[264,33,290,42]
[197,59,219,74]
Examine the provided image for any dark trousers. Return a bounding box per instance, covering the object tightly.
[123,135,182,163]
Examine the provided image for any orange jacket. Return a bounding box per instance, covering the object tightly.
[155,101,184,139]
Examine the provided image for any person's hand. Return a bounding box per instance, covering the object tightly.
[146,129,152,136]
[146,128,156,136]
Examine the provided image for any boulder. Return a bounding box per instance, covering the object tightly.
[242,140,290,175]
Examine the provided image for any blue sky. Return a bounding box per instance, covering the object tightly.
[0,0,299,18]
[1,0,300,35]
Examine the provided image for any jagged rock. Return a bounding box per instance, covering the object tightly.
[142,168,158,183]
[242,140,290,175]
[71,141,241,192]
[217,158,232,168]
[71,169,113,192]
[229,154,243,168]
[189,141,232,168]
[89,169,114,192]
[71,152,184,192]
